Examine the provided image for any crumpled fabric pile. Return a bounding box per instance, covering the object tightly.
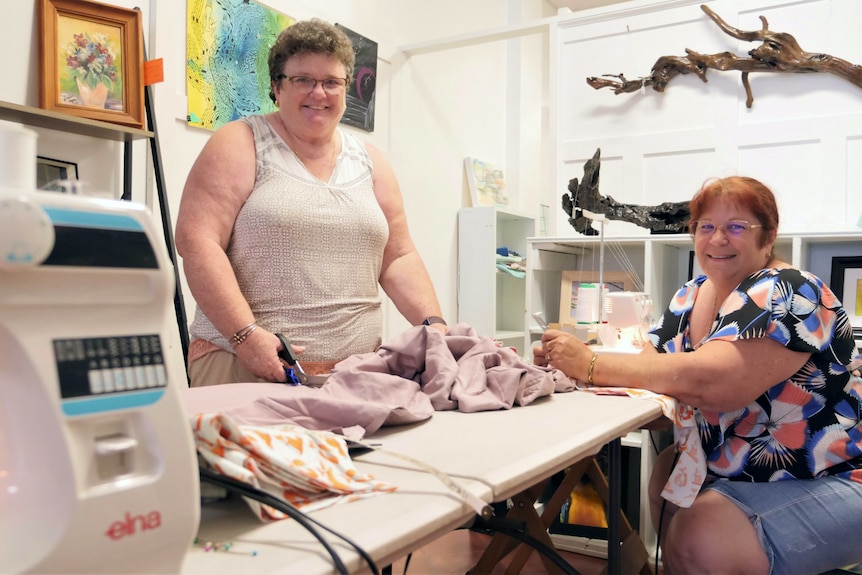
[184,323,573,439]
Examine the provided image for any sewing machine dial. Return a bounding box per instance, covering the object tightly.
[0,194,55,271]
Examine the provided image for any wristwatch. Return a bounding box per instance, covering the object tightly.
[421,316,447,326]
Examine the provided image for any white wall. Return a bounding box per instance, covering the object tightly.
[550,0,862,238]
[389,2,557,335]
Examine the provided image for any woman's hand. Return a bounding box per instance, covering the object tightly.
[532,340,550,366]
[536,329,593,379]
[233,329,305,383]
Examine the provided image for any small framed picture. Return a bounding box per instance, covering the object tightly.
[38,0,145,129]
[36,156,79,191]
[830,256,862,328]
[464,157,508,208]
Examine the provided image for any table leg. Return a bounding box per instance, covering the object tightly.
[469,460,591,574]
[585,454,652,575]
[608,438,621,575]
[504,473,586,575]
[468,444,652,575]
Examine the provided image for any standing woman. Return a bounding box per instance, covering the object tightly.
[535,177,862,574]
[176,19,447,387]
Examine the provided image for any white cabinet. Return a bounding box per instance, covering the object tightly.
[458,206,536,352]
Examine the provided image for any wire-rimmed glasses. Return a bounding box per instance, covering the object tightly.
[691,220,763,237]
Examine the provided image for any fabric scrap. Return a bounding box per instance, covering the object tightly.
[191,412,395,521]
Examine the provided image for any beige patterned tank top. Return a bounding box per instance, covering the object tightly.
[189,115,389,362]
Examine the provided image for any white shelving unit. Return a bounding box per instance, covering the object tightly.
[458,206,536,353]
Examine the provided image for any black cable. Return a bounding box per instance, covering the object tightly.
[199,468,380,575]
[468,515,583,575]
[649,429,661,456]
[199,469,350,574]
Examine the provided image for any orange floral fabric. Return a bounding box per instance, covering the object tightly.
[191,413,394,521]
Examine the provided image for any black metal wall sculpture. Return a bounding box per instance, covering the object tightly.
[586,4,862,108]
[563,149,690,235]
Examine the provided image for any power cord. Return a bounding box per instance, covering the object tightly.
[198,467,380,575]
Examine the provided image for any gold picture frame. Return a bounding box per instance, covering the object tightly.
[559,270,637,326]
[38,0,144,129]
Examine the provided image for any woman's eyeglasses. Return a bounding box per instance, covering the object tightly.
[691,220,763,237]
[276,75,348,95]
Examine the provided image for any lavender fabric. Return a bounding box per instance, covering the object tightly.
[183,323,573,439]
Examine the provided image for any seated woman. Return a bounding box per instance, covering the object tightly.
[535,176,862,575]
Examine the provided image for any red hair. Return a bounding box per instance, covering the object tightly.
[688,176,779,249]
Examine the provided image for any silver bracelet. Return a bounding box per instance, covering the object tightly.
[229,321,257,347]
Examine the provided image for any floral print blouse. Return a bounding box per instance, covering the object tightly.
[649,268,862,483]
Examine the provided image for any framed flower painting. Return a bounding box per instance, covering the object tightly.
[38,0,145,129]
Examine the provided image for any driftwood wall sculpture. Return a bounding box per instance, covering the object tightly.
[586,4,862,108]
[563,148,691,235]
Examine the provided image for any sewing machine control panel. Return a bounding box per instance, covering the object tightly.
[54,334,167,400]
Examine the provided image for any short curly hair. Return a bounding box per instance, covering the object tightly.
[268,19,355,103]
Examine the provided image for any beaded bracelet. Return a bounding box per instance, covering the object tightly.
[587,353,598,386]
[229,321,257,347]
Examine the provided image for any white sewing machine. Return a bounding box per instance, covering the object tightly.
[0,188,199,573]
[598,291,654,349]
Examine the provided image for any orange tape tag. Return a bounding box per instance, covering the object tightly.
[143,58,165,86]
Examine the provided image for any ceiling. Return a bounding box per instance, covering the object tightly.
[546,0,632,13]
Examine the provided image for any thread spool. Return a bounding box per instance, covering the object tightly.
[575,283,600,324]
[0,122,37,191]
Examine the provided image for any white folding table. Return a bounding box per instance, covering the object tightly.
[181,390,662,575]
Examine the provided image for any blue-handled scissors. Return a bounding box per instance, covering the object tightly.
[274,333,329,387]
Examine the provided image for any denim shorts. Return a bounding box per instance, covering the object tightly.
[704,476,862,575]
